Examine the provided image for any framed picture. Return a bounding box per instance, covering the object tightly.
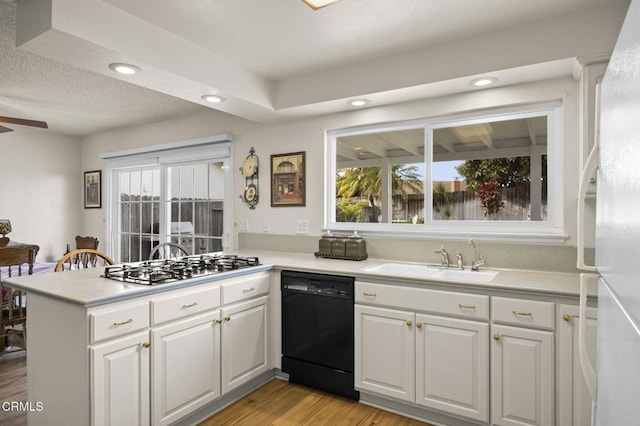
[84,170,102,209]
[271,151,306,207]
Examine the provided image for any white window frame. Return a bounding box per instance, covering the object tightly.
[101,135,234,261]
[326,104,566,243]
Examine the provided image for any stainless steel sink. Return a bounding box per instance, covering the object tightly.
[363,262,498,283]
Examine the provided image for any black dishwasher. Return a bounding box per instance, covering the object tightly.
[281,270,359,400]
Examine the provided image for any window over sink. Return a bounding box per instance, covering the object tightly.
[326,104,565,242]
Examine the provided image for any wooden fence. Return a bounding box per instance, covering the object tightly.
[353,184,547,223]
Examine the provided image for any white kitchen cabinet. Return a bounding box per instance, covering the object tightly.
[151,310,221,426]
[558,304,598,426]
[23,271,270,426]
[91,331,150,426]
[355,282,490,423]
[355,304,415,402]
[416,314,489,422]
[491,324,554,426]
[221,295,270,394]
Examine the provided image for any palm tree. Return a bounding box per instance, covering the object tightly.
[336,164,423,222]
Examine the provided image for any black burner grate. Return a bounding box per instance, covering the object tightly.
[102,254,261,285]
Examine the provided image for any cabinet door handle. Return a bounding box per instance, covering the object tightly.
[363,292,377,297]
[563,314,571,322]
[416,323,423,328]
[458,304,476,310]
[112,318,133,327]
[181,302,198,309]
[493,334,501,341]
[224,316,231,322]
[215,319,222,324]
[142,342,150,349]
[513,311,533,317]
[242,288,255,293]
[406,320,412,327]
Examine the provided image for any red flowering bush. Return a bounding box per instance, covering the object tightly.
[475,181,504,218]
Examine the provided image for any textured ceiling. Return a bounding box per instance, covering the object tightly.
[0,0,208,137]
[0,0,630,138]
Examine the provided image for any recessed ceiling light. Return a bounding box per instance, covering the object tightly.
[201,94,226,103]
[108,63,141,75]
[470,77,498,87]
[302,0,339,10]
[349,99,370,107]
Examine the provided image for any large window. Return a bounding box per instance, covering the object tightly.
[327,106,564,241]
[104,137,233,262]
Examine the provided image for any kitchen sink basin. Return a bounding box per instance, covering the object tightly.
[363,262,498,283]
[363,263,443,278]
[434,268,498,283]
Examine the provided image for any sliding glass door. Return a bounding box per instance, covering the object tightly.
[105,138,233,263]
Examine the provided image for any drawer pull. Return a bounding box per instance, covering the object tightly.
[142,342,150,349]
[242,288,255,293]
[458,304,476,310]
[416,323,423,329]
[406,320,412,327]
[215,319,222,325]
[112,319,133,327]
[493,334,501,341]
[181,302,198,309]
[563,314,571,322]
[513,311,533,317]
[363,292,377,297]
[224,316,231,322]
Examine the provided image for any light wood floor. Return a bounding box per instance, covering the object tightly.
[199,379,430,426]
[0,350,429,426]
[0,349,27,426]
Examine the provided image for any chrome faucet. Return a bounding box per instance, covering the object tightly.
[455,252,464,270]
[468,239,486,271]
[435,246,450,268]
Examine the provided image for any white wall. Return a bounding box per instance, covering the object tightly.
[80,76,581,256]
[0,126,81,261]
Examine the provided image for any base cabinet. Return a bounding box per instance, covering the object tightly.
[355,304,489,422]
[417,314,488,422]
[151,311,221,426]
[491,324,554,426]
[355,305,415,402]
[558,304,598,426]
[24,271,270,426]
[221,296,270,394]
[91,331,150,426]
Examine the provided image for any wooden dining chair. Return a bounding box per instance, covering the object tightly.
[1,264,28,353]
[55,249,114,272]
[149,242,189,260]
[75,235,99,250]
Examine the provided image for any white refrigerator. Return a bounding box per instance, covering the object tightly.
[594,0,640,423]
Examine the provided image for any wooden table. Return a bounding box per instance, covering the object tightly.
[0,241,39,352]
[0,241,40,276]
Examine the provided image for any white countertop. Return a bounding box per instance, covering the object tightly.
[4,250,598,307]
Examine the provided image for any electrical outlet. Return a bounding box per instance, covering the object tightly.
[238,219,249,232]
[296,220,309,235]
[262,220,270,232]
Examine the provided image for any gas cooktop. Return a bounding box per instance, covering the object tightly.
[102,254,261,285]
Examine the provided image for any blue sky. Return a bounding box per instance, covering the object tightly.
[411,161,463,182]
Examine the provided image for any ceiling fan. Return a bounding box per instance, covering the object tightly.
[0,116,48,134]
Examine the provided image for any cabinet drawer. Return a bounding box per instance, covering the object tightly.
[492,297,554,330]
[90,301,149,344]
[151,285,221,325]
[356,282,489,320]
[222,272,269,305]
